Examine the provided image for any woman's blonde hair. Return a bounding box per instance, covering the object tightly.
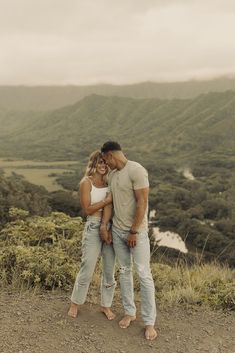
[84,150,105,176]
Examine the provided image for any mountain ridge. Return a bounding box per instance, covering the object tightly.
[0,90,235,165]
[1,77,235,111]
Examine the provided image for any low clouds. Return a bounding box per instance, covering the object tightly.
[0,0,235,84]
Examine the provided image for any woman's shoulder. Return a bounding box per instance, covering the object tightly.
[80,176,92,188]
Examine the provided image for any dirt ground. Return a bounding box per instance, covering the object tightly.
[0,290,234,353]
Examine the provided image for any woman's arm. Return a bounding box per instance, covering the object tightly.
[79,178,111,216]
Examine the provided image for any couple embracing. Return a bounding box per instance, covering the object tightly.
[68,141,157,341]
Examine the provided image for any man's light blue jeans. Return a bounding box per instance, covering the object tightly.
[112,226,156,326]
[71,217,116,307]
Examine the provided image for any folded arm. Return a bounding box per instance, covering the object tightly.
[80,178,112,216]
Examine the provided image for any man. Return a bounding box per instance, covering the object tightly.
[100,141,157,341]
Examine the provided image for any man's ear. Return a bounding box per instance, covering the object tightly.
[108,151,113,160]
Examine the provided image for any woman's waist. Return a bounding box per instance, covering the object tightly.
[86,215,111,229]
[86,215,102,223]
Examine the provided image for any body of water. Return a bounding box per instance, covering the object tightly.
[149,209,188,253]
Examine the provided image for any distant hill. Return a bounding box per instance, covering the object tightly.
[1,91,234,266]
[1,77,235,111]
[0,91,235,166]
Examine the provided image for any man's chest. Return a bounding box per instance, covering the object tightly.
[110,171,133,193]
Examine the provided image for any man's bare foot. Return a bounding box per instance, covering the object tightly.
[68,302,78,318]
[145,325,157,340]
[100,307,116,320]
[119,315,136,328]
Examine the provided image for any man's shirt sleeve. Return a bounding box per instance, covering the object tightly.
[130,166,149,190]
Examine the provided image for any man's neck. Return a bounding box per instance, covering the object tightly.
[116,158,128,170]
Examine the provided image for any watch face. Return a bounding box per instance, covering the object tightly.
[130,230,137,234]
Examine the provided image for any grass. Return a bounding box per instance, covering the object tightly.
[0,209,234,311]
[150,262,235,310]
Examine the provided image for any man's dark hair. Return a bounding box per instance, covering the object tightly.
[101,141,122,154]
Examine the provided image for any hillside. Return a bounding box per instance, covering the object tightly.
[0,91,235,265]
[0,91,235,165]
[1,77,235,111]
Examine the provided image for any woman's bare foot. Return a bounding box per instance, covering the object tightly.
[100,306,116,320]
[145,325,157,340]
[119,315,136,328]
[68,302,79,318]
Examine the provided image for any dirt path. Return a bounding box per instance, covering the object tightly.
[0,290,234,353]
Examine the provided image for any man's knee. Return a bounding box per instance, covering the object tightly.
[136,264,152,279]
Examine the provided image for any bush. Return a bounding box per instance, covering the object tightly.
[0,209,84,289]
[1,208,235,311]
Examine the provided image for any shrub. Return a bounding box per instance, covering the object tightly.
[0,209,84,289]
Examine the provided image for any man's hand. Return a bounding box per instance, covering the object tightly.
[100,224,109,244]
[127,233,137,248]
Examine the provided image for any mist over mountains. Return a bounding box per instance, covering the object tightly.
[1,77,235,111]
[0,90,234,167]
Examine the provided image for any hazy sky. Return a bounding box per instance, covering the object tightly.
[1,0,235,85]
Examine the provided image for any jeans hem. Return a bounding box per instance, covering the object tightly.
[144,321,156,326]
[100,303,112,308]
[124,311,136,317]
[71,297,85,305]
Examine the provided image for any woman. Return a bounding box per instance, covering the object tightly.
[68,150,116,320]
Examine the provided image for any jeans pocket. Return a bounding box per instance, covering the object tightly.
[87,222,100,232]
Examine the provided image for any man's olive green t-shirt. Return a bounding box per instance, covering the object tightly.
[108,160,149,232]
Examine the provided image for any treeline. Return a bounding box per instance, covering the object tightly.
[148,162,235,266]
[0,172,81,229]
[50,158,235,266]
[0,171,50,227]
[0,90,234,266]
[1,158,234,267]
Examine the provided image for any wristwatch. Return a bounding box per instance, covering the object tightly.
[129,229,138,234]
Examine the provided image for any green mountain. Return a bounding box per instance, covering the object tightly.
[1,77,235,111]
[1,91,235,166]
[1,91,235,265]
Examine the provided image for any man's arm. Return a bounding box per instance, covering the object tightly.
[100,193,113,244]
[127,187,149,248]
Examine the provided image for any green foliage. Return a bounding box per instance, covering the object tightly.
[0,209,83,289]
[149,163,235,266]
[0,91,235,266]
[0,173,51,229]
[1,208,234,310]
[49,190,81,216]
[1,91,235,164]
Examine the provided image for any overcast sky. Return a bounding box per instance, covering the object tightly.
[1,0,235,85]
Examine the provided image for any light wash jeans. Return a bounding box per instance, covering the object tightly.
[112,226,156,326]
[71,217,116,307]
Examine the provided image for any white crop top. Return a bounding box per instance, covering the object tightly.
[87,178,108,204]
